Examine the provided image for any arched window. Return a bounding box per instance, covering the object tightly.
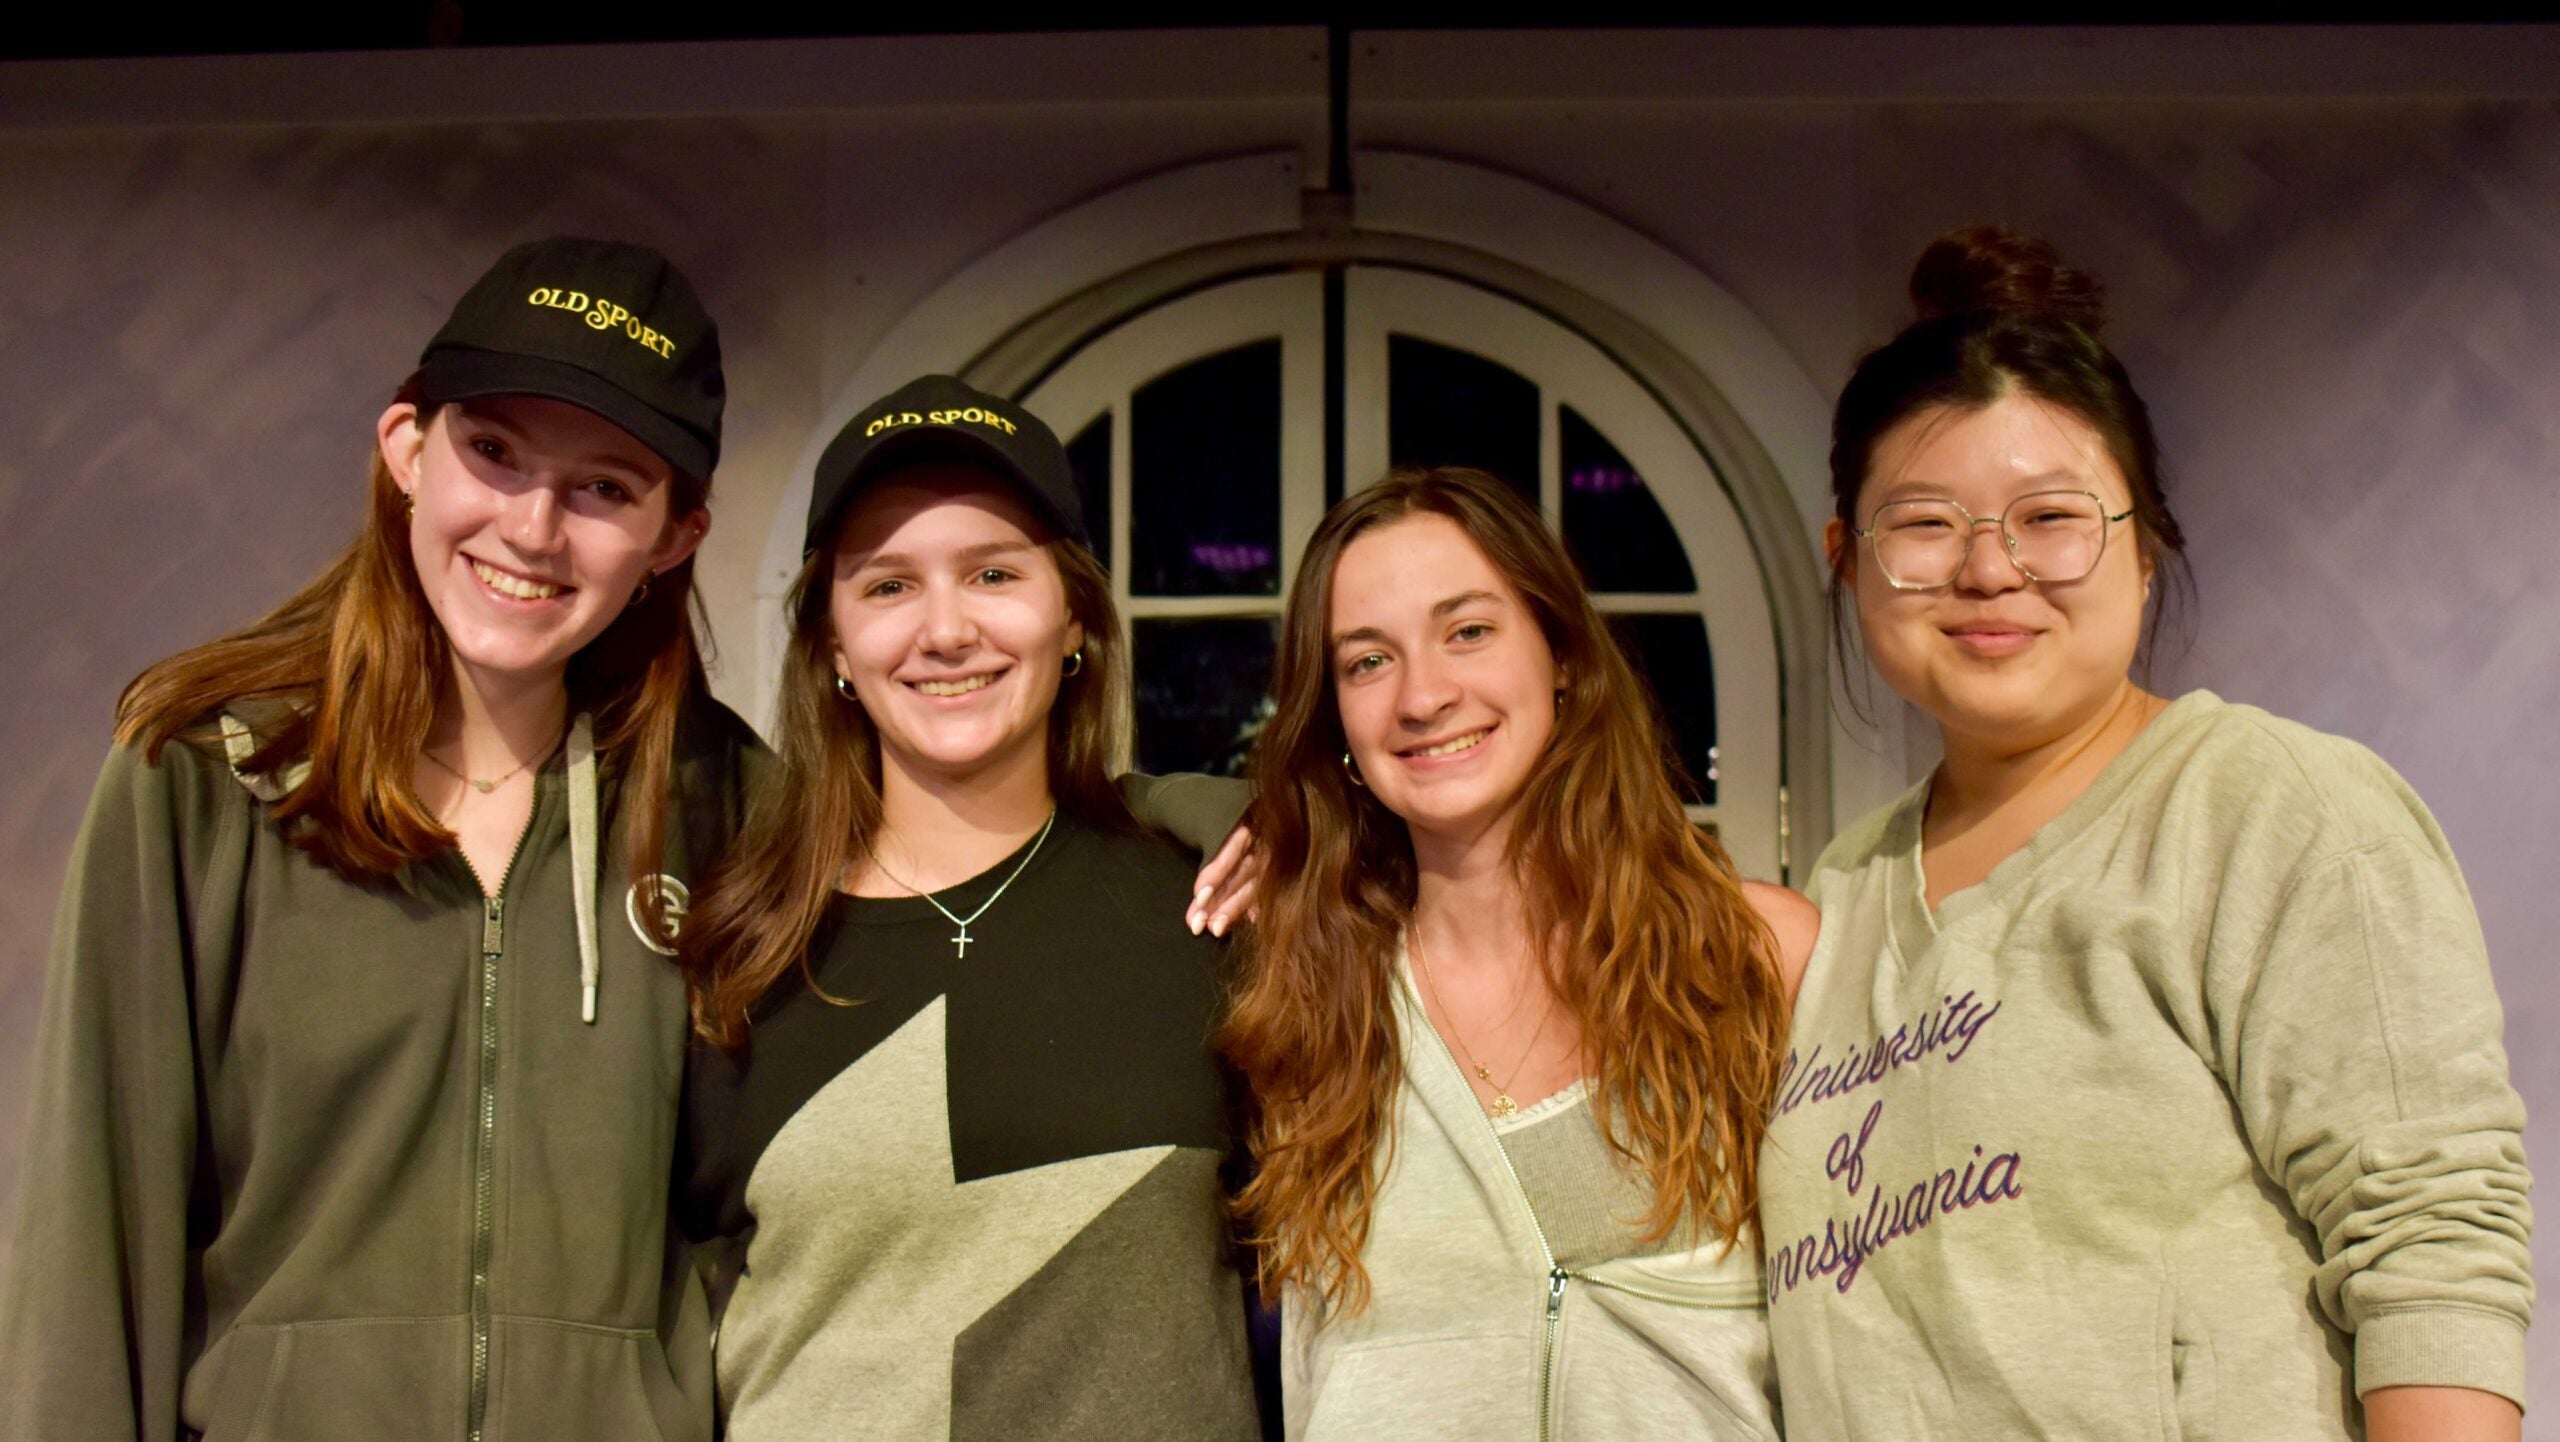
[1021,266,1784,880]
[756,155,1858,880]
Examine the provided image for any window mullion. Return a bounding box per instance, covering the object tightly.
[1111,392,1134,666]
[1541,390,1562,530]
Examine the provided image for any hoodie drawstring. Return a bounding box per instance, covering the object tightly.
[567,712,600,1024]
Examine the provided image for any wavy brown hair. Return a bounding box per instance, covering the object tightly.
[1222,466,1791,1314]
[681,498,1131,1049]
[115,378,712,926]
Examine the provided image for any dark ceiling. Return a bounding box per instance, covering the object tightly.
[3,12,2517,65]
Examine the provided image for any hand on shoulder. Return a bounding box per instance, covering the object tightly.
[1741,881,1820,1004]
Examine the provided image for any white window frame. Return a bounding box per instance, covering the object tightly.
[1022,272,1327,677]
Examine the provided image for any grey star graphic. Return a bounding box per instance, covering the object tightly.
[715,996,1170,1438]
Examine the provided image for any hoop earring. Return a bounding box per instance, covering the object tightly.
[629,573,653,609]
[1062,648,1085,678]
[834,675,859,702]
[1341,751,1367,789]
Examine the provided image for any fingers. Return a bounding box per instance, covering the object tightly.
[1202,847,1264,937]
[1189,824,1256,936]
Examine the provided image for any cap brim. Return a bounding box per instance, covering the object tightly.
[417,348,715,480]
[805,426,1083,554]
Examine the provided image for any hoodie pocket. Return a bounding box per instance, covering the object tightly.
[189,1323,286,1440]
[1301,1332,1538,1442]
[193,1317,468,1441]
[487,1316,706,1442]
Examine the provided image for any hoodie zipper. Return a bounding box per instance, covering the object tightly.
[465,817,535,1442]
[1407,970,1573,1442]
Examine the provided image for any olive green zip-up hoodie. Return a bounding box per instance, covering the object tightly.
[0,698,761,1442]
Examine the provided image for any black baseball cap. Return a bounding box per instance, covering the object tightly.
[415,236,724,479]
[804,375,1085,554]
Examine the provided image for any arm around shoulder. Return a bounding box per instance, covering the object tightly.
[1117,771,1253,855]
[1741,881,1819,1004]
[0,741,238,1440]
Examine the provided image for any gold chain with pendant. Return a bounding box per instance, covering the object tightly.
[422,738,549,794]
[1409,923,1558,1120]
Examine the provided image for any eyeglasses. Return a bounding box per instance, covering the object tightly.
[1854,490,2136,590]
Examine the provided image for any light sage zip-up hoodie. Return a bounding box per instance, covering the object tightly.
[1759,691,2531,1439]
[0,697,761,1442]
[1284,959,1778,1442]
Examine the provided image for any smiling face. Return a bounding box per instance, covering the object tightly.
[381,393,703,696]
[1329,512,1560,855]
[1837,391,2151,756]
[826,463,1085,797]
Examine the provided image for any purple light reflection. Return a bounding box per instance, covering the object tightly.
[1189,543,1275,574]
[1568,466,1644,495]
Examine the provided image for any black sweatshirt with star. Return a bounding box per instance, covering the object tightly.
[679,815,1259,1441]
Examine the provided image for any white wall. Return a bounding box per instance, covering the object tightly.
[0,23,2550,1403]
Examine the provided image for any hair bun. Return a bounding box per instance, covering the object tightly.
[1908,225,2109,333]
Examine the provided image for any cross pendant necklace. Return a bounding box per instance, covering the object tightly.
[876,810,1058,961]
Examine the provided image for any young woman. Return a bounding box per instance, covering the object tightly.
[0,237,759,1441]
[1760,227,2532,1440]
[1221,466,1817,1441]
[677,375,1261,1440]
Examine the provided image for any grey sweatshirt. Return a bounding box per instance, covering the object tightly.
[1759,691,2531,1439]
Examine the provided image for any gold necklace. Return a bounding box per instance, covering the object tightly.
[1409,923,1558,1120]
[421,740,547,794]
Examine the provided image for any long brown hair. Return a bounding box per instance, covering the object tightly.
[680,502,1131,1049]
[1222,467,1791,1313]
[115,379,713,929]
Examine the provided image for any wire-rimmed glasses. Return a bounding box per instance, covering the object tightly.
[1853,490,2136,590]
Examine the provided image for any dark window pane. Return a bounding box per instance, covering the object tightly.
[1133,616,1278,777]
[1561,406,1695,593]
[1605,612,1717,806]
[1131,342,1281,596]
[1387,335,1537,504]
[1065,414,1112,573]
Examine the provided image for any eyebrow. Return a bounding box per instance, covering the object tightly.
[454,404,662,479]
[848,539,1039,571]
[1873,471,2086,504]
[1330,589,1503,648]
